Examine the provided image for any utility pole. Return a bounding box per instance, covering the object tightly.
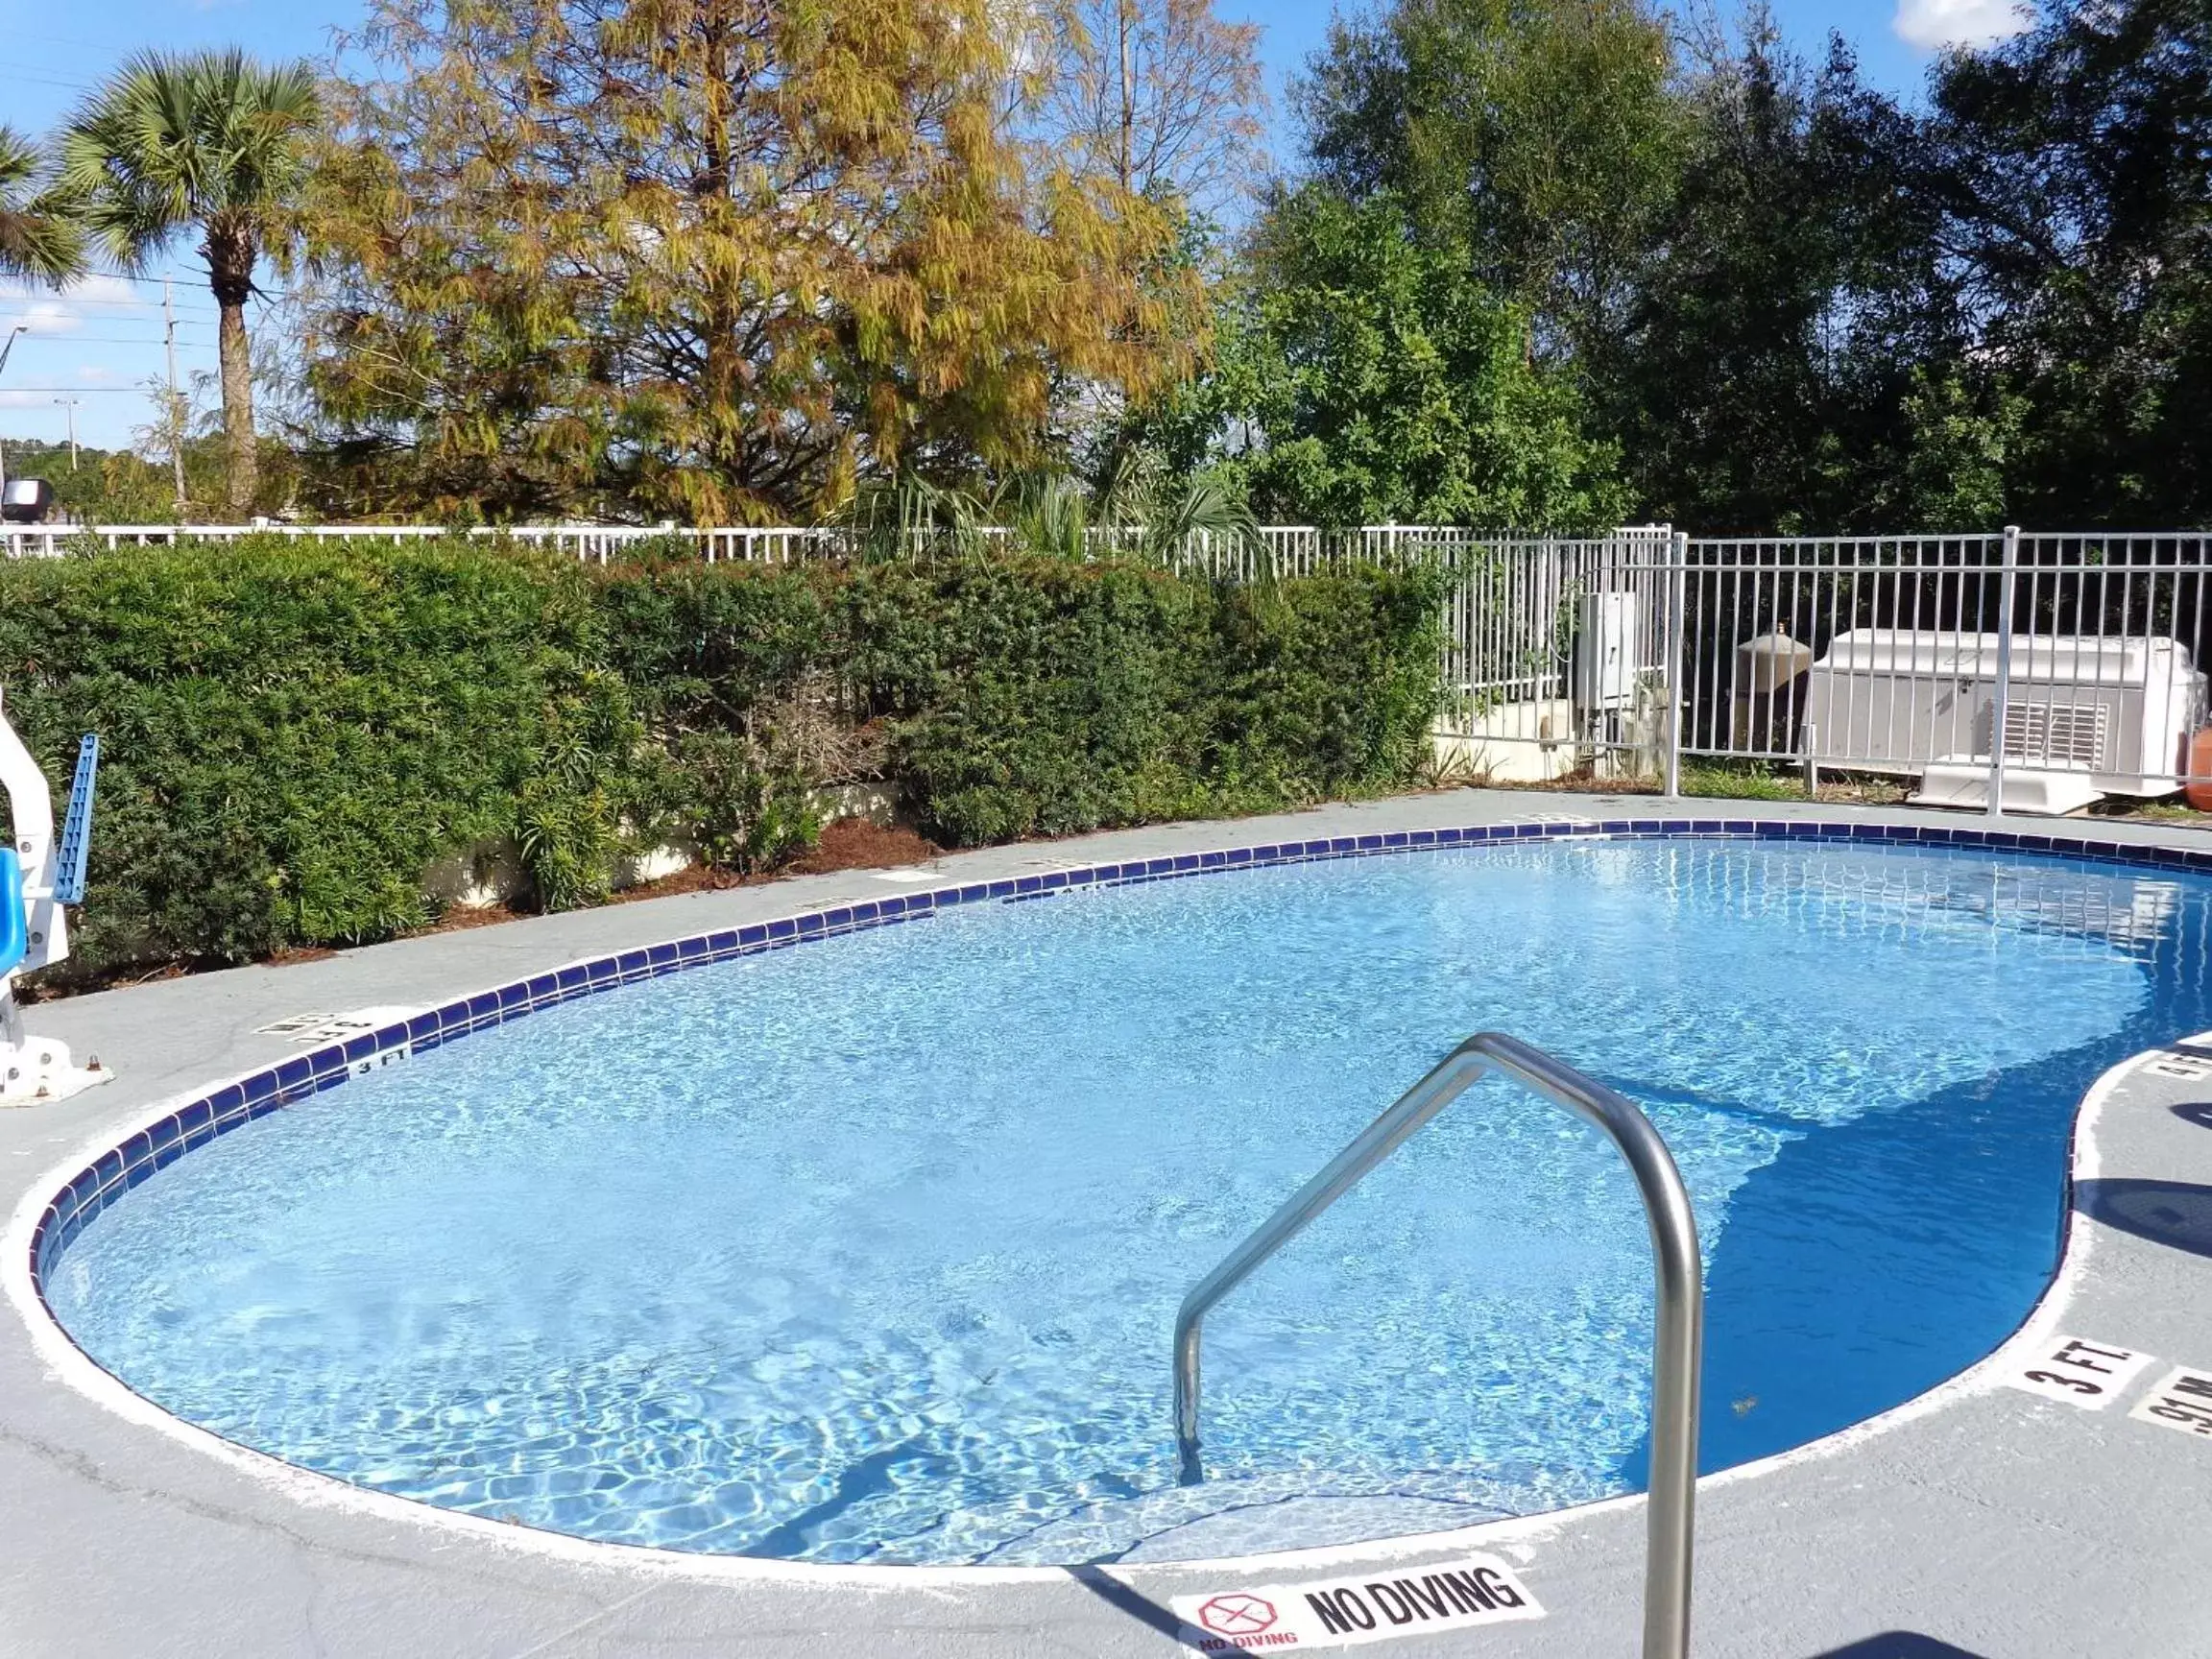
[53,398,79,470]
[0,324,25,503]
[163,276,187,518]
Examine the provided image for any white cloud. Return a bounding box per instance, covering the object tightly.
[0,273,152,335]
[1895,0,2036,49]
[15,301,81,335]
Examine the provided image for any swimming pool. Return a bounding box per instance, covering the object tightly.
[33,825,2212,1567]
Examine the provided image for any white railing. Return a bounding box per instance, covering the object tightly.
[0,519,1484,567]
[1672,530,2212,807]
[0,519,1632,572]
[0,520,688,561]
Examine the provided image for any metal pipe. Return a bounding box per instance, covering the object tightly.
[1988,525,2020,815]
[1171,1030,1703,1659]
[1664,532,1688,796]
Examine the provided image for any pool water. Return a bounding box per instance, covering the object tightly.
[44,838,2212,1564]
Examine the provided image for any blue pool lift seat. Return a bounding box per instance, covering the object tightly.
[0,849,25,980]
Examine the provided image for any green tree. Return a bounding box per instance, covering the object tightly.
[59,49,321,515]
[1142,189,1624,529]
[0,126,82,283]
[1935,0,2212,525]
[1606,29,1973,531]
[1298,0,1688,369]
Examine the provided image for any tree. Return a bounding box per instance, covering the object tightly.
[1138,188,1625,529]
[1605,29,1976,531]
[1298,0,1688,366]
[1033,0,1267,219]
[300,0,1201,523]
[0,127,83,284]
[1934,0,2212,525]
[59,50,320,514]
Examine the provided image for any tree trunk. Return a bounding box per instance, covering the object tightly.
[1118,0,1135,192]
[697,4,744,518]
[208,228,257,515]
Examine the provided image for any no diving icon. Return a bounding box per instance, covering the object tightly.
[1197,1595,1279,1637]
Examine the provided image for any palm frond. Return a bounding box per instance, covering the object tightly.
[839,473,986,564]
[0,125,84,285]
[57,49,321,274]
[998,471,1093,561]
[1101,454,1262,572]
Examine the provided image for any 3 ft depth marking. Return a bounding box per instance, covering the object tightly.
[2001,1334,2156,1409]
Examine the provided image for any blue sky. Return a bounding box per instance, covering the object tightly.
[0,0,2032,452]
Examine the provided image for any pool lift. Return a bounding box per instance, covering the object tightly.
[0,690,105,1103]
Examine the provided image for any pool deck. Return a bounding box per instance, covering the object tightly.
[4,787,2211,1659]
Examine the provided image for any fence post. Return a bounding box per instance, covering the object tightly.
[1986,526,2020,817]
[1664,531,1687,799]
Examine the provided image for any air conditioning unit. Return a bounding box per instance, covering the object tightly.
[1800,630,2207,809]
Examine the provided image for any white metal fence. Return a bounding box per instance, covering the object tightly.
[11,517,2212,810]
[1671,529,2212,808]
[1438,526,2212,809]
[0,519,1560,570]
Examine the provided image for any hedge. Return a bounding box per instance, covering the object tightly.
[0,538,1443,981]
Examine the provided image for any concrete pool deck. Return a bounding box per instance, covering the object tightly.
[4,788,2211,1659]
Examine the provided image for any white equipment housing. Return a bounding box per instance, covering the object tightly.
[0,693,107,1104]
[1572,591,1643,710]
[1801,630,2207,811]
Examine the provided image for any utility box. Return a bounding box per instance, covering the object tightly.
[1573,591,1642,710]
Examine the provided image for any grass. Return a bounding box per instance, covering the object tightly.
[1449,757,1911,805]
[2090,798,2212,823]
[1679,764,1808,801]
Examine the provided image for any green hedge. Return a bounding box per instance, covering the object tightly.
[0,538,1443,980]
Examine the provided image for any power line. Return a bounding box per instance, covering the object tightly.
[0,297,220,316]
[3,334,213,346]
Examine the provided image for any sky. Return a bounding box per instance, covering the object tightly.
[0,0,2036,455]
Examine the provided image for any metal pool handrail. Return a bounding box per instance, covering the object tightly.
[1171,1031,1704,1659]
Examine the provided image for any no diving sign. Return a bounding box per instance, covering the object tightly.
[1171,1554,1544,1651]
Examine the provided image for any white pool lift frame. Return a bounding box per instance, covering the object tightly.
[0,689,106,1103]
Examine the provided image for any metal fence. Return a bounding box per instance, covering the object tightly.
[0,520,686,563]
[0,519,1561,570]
[1441,526,2212,811]
[11,517,2212,811]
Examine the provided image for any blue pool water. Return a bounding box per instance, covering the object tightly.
[43,837,2212,1564]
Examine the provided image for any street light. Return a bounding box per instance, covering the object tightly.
[52,398,79,470]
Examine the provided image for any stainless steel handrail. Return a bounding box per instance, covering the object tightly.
[1171,1031,1703,1659]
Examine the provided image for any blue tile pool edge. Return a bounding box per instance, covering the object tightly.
[29,813,2212,1312]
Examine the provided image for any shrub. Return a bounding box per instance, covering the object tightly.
[0,538,1443,981]
[0,537,634,975]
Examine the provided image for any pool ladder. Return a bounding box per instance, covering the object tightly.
[1172,1032,1704,1659]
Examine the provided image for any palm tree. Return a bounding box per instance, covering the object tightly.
[59,50,319,513]
[0,126,82,283]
